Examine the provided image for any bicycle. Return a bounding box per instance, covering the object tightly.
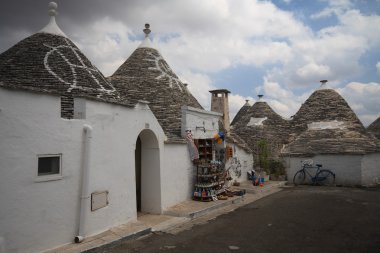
[293,159,335,186]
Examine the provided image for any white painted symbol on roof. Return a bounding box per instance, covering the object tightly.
[44,38,116,96]
[145,52,185,92]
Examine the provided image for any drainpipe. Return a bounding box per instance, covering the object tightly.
[75,124,93,243]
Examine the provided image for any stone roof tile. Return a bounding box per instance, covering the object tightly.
[367,117,380,140]
[284,88,380,155]
[109,46,203,141]
[0,32,130,106]
[232,101,291,157]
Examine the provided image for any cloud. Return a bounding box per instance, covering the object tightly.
[337,82,380,126]
[296,63,331,80]
[311,0,353,19]
[259,78,311,118]
[228,93,254,122]
[178,70,216,109]
[377,62,380,75]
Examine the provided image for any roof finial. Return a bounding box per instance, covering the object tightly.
[258,94,264,101]
[39,1,67,37]
[319,80,331,90]
[138,23,153,48]
[143,23,151,38]
[48,2,58,17]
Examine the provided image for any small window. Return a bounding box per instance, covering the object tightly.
[38,155,61,176]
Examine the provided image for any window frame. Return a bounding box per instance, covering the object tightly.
[35,154,63,182]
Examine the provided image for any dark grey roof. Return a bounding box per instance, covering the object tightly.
[232,101,291,157]
[231,101,250,126]
[281,128,380,156]
[292,88,365,133]
[0,33,132,106]
[367,117,380,140]
[283,88,380,155]
[109,46,203,142]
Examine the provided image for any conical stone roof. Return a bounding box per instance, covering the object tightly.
[292,88,365,134]
[232,97,291,157]
[231,100,250,126]
[367,117,380,140]
[109,25,203,142]
[283,85,380,155]
[0,3,126,106]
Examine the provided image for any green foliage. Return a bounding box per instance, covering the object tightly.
[257,139,270,173]
[268,159,286,176]
[256,139,286,176]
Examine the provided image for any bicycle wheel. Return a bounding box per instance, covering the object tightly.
[293,170,305,186]
[316,170,335,186]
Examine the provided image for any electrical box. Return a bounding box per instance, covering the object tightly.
[91,191,109,211]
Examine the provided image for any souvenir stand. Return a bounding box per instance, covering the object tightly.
[180,106,227,202]
[192,133,228,201]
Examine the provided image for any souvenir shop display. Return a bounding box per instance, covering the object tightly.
[193,137,228,202]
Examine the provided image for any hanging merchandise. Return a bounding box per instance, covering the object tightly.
[213,132,225,144]
[193,160,226,202]
[185,130,199,161]
[226,145,233,160]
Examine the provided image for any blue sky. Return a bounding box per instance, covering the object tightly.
[0,0,379,125]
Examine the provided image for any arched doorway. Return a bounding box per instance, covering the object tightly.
[135,129,161,214]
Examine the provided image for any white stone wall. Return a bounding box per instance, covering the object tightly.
[361,153,380,186]
[0,88,165,253]
[161,143,195,210]
[285,155,362,186]
[181,106,222,139]
[225,144,254,183]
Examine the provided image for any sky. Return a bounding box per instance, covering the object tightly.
[0,0,379,126]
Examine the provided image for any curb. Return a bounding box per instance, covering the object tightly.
[82,227,152,253]
[163,181,286,220]
[163,195,244,219]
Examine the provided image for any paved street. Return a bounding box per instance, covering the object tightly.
[106,186,380,253]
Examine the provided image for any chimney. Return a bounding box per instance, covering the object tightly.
[209,89,231,135]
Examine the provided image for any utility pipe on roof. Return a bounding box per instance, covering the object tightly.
[75,124,93,243]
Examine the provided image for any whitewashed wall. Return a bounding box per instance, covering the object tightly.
[181,106,222,139]
[161,143,195,210]
[0,88,165,253]
[285,155,363,186]
[361,153,380,186]
[225,144,254,183]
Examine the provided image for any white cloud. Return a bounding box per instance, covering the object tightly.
[296,63,331,80]
[337,82,380,126]
[311,0,353,19]
[259,78,311,118]
[178,70,216,110]
[69,17,140,76]
[228,93,254,122]
[376,62,380,75]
